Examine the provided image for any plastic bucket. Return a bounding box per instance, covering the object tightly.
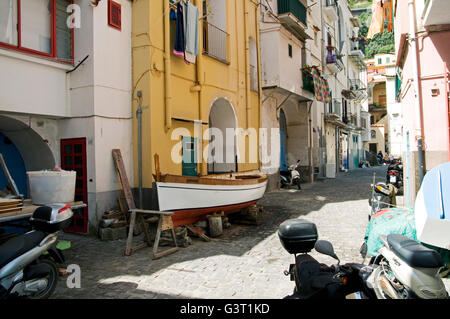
[27,171,76,205]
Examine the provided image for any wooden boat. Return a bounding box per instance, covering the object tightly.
[155,171,268,227]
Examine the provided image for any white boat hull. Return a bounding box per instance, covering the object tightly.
[156,180,268,212]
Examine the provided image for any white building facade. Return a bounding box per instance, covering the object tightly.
[0,0,133,234]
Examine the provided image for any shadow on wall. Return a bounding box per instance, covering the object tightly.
[0,115,55,198]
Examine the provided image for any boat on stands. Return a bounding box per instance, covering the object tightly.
[155,171,268,227]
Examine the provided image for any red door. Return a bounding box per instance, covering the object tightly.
[60,138,88,233]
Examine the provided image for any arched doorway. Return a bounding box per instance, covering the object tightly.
[208,98,238,174]
[0,115,55,198]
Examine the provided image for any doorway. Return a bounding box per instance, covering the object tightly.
[279,109,288,172]
[60,138,88,234]
[208,98,238,174]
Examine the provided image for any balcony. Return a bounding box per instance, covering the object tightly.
[323,0,338,22]
[326,49,344,74]
[302,69,315,94]
[278,0,312,40]
[325,99,345,126]
[422,0,450,31]
[348,40,367,71]
[348,79,368,101]
[203,21,229,64]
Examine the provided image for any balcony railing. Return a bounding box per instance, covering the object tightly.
[326,51,344,74]
[302,70,315,94]
[422,0,450,30]
[278,0,307,26]
[203,21,229,63]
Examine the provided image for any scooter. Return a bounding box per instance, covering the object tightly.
[278,219,376,299]
[280,160,302,190]
[364,234,448,299]
[0,204,73,299]
[368,182,397,221]
[386,160,403,193]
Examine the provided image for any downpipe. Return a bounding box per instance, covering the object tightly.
[408,0,425,184]
[137,91,143,208]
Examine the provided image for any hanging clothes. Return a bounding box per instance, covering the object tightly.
[184,1,199,64]
[367,0,384,39]
[311,68,331,103]
[173,3,186,58]
[384,0,393,33]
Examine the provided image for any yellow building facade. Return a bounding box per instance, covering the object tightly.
[131,0,262,196]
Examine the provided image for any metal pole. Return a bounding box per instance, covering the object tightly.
[408,0,425,184]
[137,91,143,209]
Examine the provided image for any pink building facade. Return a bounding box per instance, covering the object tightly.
[394,0,450,205]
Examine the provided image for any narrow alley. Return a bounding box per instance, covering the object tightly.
[52,166,386,299]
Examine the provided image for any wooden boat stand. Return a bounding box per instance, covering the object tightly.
[125,209,179,259]
[112,149,178,259]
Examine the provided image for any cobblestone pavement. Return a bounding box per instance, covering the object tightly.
[52,166,388,299]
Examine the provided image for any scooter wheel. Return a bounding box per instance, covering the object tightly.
[27,258,58,299]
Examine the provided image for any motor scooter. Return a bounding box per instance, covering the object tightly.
[364,234,448,299]
[368,182,397,221]
[278,219,376,299]
[386,159,403,194]
[0,204,73,299]
[280,160,302,190]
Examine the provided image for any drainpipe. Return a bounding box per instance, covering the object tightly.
[255,0,262,171]
[164,0,172,131]
[408,0,425,184]
[194,0,206,175]
[244,0,252,129]
[445,62,450,162]
[136,91,143,209]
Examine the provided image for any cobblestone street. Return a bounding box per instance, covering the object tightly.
[52,166,387,299]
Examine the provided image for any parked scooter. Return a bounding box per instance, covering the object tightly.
[278,219,376,299]
[364,234,448,299]
[0,204,73,299]
[386,159,403,193]
[368,182,397,221]
[280,160,302,190]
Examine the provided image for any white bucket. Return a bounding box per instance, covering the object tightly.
[27,170,76,205]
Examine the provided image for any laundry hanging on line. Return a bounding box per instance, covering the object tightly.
[172,1,199,65]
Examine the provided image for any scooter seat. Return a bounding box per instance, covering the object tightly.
[0,231,47,269]
[387,234,443,269]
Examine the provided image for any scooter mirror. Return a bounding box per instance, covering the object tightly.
[315,240,340,262]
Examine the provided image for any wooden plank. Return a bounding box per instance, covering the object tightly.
[129,209,174,216]
[0,199,22,206]
[112,149,136,211]
[0,207,23,215]
[186,225,211,242]
[0,153,20,196]
[0,204,22,211]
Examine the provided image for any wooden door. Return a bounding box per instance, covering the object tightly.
[182,136,198,177]
[61,138,88,233]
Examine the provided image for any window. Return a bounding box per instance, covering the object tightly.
[378,58,382,65]
[386,57,390,64]
[108,0,121,31]
[0,0,74,64]
[288,44,292,58]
